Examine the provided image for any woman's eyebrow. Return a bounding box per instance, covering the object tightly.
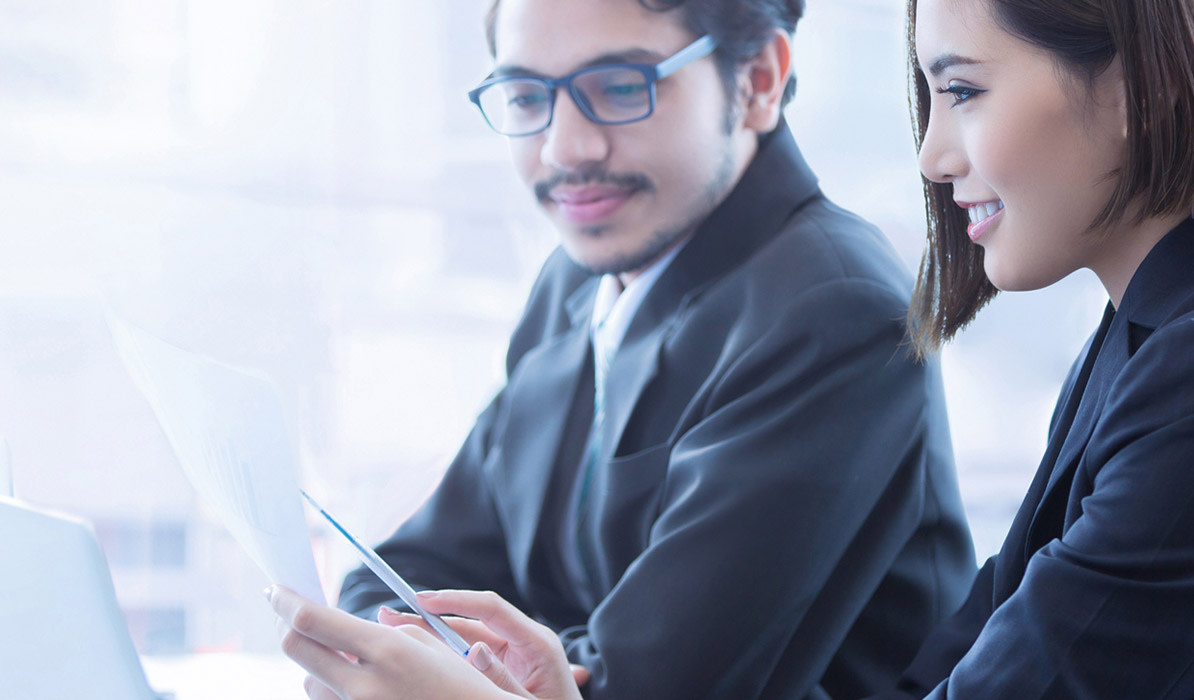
[924,53,982,77]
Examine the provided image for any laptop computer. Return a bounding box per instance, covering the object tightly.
[0,495,170,699]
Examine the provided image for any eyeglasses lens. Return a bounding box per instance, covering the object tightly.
[477,67,652,136]
[477,79,552,136]
[571,67,651,123]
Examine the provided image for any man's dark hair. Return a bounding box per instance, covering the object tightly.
[484,0,805,108]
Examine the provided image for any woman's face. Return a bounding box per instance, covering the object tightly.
[914,0,1128,293]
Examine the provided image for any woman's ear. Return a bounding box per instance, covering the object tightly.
[741,29,793,133]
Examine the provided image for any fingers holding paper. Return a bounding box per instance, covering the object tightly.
[267,585,531,700]
[378,589,585,700]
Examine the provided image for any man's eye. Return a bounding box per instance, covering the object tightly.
[509,92,548,109]
[604,83,646,97]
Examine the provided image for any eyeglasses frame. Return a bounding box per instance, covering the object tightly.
[467,34,718,137]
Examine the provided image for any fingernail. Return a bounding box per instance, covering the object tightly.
[470,643,493,672]
[415,590,438,600]
[378,605,399,617]
[263,585,275,602]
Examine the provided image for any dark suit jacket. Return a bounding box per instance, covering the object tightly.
[339,124,976,699]
[882,219,1194,699]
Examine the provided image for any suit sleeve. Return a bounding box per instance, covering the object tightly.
[336,390,526,619]
[923,319,1194,699]
[562,279,950,699]
[872,557,996,699]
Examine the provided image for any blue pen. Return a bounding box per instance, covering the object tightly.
[300,489,471,656]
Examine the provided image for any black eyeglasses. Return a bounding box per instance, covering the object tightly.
[467,35,717,137]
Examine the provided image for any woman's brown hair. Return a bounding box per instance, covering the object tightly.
[906,0,1194,354]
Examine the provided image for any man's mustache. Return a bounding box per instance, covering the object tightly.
[534,170,655,201]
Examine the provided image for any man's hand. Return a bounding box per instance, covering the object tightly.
[378,589,586,700]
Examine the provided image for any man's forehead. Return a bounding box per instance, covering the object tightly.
[491,0,691,72]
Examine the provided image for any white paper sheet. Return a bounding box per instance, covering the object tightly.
[111,318,325,604]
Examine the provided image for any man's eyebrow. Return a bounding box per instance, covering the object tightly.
[492,49,667,79]
[924,53,982,78]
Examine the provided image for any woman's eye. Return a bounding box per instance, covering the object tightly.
[936,84,984,106]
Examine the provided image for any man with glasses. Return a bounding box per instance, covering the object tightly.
[331,0,976,698]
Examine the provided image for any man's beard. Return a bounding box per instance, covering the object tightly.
[538,139,739,277]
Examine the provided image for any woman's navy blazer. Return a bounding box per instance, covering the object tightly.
[886,218,1194,699]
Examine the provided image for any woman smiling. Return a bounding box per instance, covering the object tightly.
[890,0,1194,696]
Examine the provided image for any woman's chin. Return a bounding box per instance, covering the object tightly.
[982,260,1064,294]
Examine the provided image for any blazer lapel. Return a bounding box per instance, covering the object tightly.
[992,311,1104,586]
[1024,304,1125,556]
[1004,358,1090,573]
[491,285,596,580]
[600,320,673,458]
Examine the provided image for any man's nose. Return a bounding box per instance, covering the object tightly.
[540,89,612,171]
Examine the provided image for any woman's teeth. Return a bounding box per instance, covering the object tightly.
[968,201,1004,223]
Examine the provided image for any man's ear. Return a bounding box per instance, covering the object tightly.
[740,29,793,133]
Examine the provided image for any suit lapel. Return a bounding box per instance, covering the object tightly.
[492,295,594,579]
[600,320,673,458]
[1003,350,1091,575]
[1050,316,1127,485]
[1024,304,1126,557]
[994,312,1104,585]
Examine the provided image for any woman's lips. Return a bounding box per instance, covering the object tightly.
[959,199,1004,242]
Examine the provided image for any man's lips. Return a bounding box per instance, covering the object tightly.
[534,171,653,227]
[548,185,637,225]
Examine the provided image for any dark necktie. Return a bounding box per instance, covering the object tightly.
[575,314,614,587]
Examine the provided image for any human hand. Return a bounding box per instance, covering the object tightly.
[378,589,586,700]
[267,585,529,700]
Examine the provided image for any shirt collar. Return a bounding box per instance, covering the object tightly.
[1118,217,1194,330]
[590,237,690,354]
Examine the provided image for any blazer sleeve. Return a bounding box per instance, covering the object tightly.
[561,279,951,699]
[921,319,1194,699]
[336,390,525,619]
[872,557,996,699]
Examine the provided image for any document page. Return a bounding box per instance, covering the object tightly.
[111,318,325,604]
